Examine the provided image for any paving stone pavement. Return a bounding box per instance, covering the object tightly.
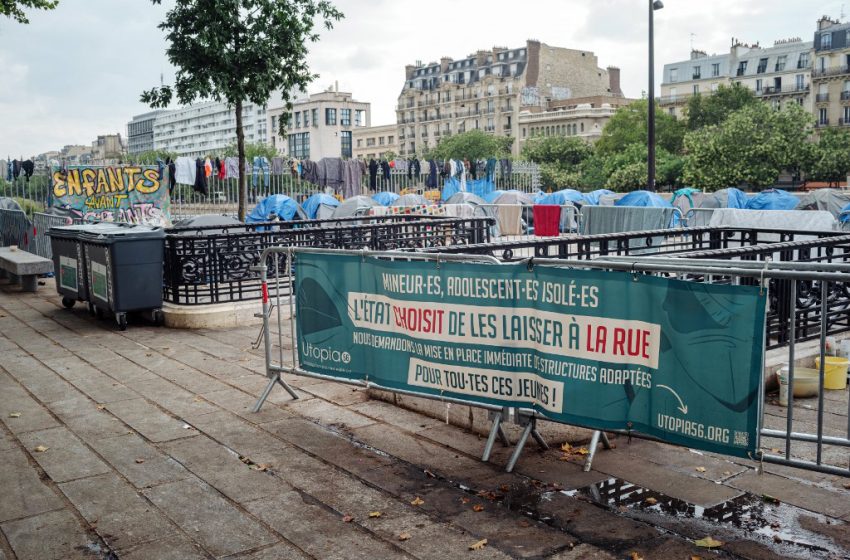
[0,281,849,560]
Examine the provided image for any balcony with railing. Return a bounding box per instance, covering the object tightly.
[816,118,830,127]
[816,93,831,103]
[841,91,850,101]
[758,84,809,96]
[658,93,693,106]
[813,65,850,78]
[839,118,850,126]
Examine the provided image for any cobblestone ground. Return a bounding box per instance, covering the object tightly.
[0,281,849,559]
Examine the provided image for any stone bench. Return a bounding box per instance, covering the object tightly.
[0,247,53,292]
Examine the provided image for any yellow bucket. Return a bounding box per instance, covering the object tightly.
[814,356,848,390]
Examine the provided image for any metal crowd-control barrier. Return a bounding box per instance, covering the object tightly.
[0,208,32,251]
[251,247,849,478]
[30,212,79,259]
[684,207,717,228]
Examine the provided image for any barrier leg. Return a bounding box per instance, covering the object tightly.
[583,430,613,472]
[481,414,502,463]
[251,373,299,413]
[505,421,533,473]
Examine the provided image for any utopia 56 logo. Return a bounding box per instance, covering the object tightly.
[303,342,351,364]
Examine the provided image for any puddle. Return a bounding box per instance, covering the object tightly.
[560,477,846,559]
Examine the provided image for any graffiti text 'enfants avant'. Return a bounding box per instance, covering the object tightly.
[52,167,161,198]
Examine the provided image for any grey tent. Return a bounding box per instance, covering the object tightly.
[331,196,379,219]
[490,191,534,206]
[446,192,487,205]
[392,193,430,207]
[795,189,850,219]
[171,214,243,236]
[0,197,24,212]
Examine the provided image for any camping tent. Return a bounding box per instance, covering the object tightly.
[372,192,400,206]
[583,189,615,205]
[302,193,340,220]
[446,192,487,205]
[490,190,535,206]
[331,196,379,218]
[392,193,430,207]
[246,195,307,224]
[539,189,585,206]
[172,215,242,235]
[795,189,850,218]
[614,190,673,208]
[745,189,799,211]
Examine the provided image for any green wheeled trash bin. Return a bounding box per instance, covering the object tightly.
[46,224,93,312]
[78,223,165,331]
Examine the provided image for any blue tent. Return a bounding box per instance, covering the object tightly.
[442,178,496,201]
[372,192,399,206]
[539,189,585,206]
[246,195,306,225]
[840,202,850,223]
[302,193,339,219]
[532,191,548,204]
[745,189,799,211]
[583,189,615,205]
[614,190,673,208]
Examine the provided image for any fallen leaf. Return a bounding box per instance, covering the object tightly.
[33,445,48,453]
[629,552,644,560]
[560,442,572,452]
[690,556,703,560]
[8,412,21,418]
[134,458,145,464]
[96,405,105,410]
[368,511,382,518]
[695,467,707,473]
[342,515,353,523]
[770,448,781,453]
[410,497,424,506]
[499,484,510,492]
[398,532,411,541]
[251,463,270,472]
[694,536,724,548]
[558,455,573,462]
[722,471,732,476]
[461,497,471,504]
[575,447,589,455]
[644,497,658,505]
[472,504,485,512]
[469,539,487,551]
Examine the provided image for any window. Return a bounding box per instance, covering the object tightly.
[340,109,351,126]
[388,136,394,143]
[774,77,782,91]
[670,87,678,100]
[775,55,787,72]
[366,138,375,147]
[822,32,832,49]
[711,63,720,77]
[288,132,310,159]
[311,109,318,127]
[356,139,362,148]
[303,111,310,127]
[845,80,850,92]
[737,61,747,76]
[379,136,385,146]
[325,108,337,125]
[692,66,701,79]
[340,131,352,158]
[844,105,850,124]
[755,79,762,92]
[756,58,768,74]
[819,108,828,125]
[819,56,829,72]
[798,52,810,68]
[294,112,301,128]
[796,74,806,90]
[669,67,678,82]
[693,84,700,95]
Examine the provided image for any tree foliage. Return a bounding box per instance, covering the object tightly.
[125,150,178,165]
[429,130,512,161]
[1,0,57,23]
[685,84,759,130]
[223,141,277,160]
[804,128,850,185]
[683,102,813,190]
[595,99,686,156]
[141,0,343,219]
[521,136,593,190]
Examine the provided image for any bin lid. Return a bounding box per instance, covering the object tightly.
[46,223,97,239]
[77,223,165,242]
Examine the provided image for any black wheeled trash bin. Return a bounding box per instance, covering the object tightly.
[78,223,165,331]
[46,224,93,312]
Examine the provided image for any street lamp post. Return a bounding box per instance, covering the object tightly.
[648,0,664,192]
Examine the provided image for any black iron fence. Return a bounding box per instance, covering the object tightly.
[163,216,493,305]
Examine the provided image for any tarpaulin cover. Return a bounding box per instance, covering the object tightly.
[445,192,488,205]
[393,194,430,207]
[441,178,496,201]
[246,195,306,224]
[583,189,615,205]
[615,190,673,208]
[744,189,799,211]
[331,196,379,218]
[302,193,340,219]
[709,208,836,232]
[532,191,548,204]
[841,202,850,223]
[489,190,535,206]
[539,189,586,206]
[371,192,400,206]
[795,189,850,218]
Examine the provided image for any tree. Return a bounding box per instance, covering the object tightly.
[685,83,759,130]
[429,130,512,161]
[683,102,813,190]
[595,99,686,156]
[223,141,277,161]
[804,128,850,185]
[142,0,343,220]
[1,0,57,23]
[521,136,593,190]
[125,150,178,165]
[601,144,684,191]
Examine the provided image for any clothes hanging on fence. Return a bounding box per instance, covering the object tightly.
[175,157,196,186]
[486,158,497,181]
[167,159,176,192]
[204,158,213,178]
[368,159,378,189]
[426,160,438,189]
[409,158,421,179]
[380,160,391,182]
[224,157,240,180]
[499,159,512,177]
[342,159,365,198]
[302,159,319,185]
[12,160,21,179]
[271,157,285,175]
[394,159,408,174]
[193,158,208,195]
[252,157,270,188]
[316,157,344,190]
[21,160,34,180]
[497,205,523,236]
[4,160,11,181]
[532,205,560,237]
[217,158,225,180]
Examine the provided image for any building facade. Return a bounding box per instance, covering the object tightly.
[90,134,126,164]
[812,16,850,128]
[352,123,398,160]
[517,95,634,149]
[151,100,269,157]
[660,38,813,118]
[396,40,623,157]
[266,88,370,161]
[127,110,172,154]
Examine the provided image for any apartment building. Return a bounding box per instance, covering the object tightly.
[267,87,369,160]
[352,124,399,160]
[661,38,813,119]
[397,40,623,157]
[517,95,634,149]
[151,100,269,157]
[91,134,126,164]
[812,16,850,128]
[127,110,172,154]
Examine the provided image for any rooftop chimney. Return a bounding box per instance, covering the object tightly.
[607,66,623,96]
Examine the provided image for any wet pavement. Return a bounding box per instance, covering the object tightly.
[0,280,849,559]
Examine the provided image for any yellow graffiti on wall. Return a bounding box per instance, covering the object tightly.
[52,167,161,198]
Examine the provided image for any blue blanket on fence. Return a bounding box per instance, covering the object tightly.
[441,178,496,201]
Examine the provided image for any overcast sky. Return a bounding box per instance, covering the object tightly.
[0,0,843,157]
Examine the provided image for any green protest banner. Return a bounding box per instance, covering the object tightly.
[295,252,767,458]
